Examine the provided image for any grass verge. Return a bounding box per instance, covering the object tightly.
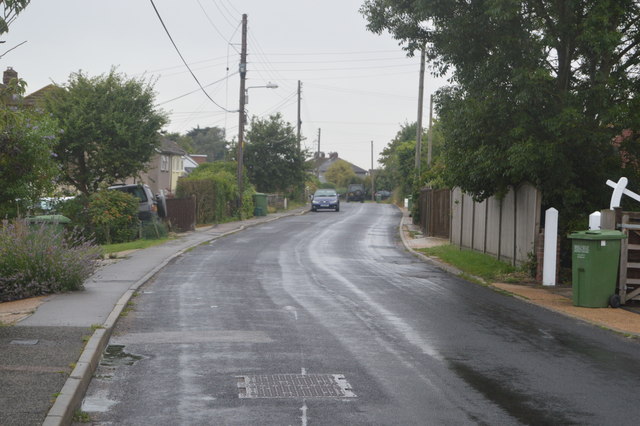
[416,244,532,283]
[101,237,170,255]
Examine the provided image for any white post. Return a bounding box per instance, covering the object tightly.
[284,198,288,210]
[543,208,558,286]
[589,211,601,230]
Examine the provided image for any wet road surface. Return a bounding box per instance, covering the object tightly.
[80,203,640,425]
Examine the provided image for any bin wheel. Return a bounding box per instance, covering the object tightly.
[609,294,621,308]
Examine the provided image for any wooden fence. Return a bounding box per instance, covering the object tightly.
[419,188,451,238]
[450,183,542,266]
[166,197,196,232]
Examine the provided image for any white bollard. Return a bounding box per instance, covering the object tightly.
[284,198,288,210]
[589,211,601,230]
[404,198,409,208]
[543,208,558,286]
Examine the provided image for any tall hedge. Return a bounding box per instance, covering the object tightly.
[177,163,254,223]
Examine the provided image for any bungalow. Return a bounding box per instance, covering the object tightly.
[311,152,368,183]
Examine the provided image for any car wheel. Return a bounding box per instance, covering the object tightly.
[335,206,340,212]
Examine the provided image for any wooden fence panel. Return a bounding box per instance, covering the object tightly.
[166,197,196,232]
[420,188,451,239]
[448,183,541,266]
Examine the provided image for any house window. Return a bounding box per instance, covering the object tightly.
[161,155,169,172]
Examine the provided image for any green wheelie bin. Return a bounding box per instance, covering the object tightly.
[252,193,268,217]
[568,230,626,308]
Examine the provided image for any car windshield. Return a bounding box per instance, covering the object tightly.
[314,190,337,197]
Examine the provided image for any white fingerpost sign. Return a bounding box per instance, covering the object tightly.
[606,177,640,209]
[543,207,558,286]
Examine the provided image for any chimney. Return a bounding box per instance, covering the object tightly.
[3,67,18,85]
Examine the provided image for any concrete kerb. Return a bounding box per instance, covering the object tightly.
[42,208,307,426]
[397,206,470,279]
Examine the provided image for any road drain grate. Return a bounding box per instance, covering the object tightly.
[237,374,356,399]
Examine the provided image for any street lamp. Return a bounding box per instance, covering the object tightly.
[245,82,278,104]
[236,81,278,215]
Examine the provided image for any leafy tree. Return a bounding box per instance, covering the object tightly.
[187,126,228,161]
[44,69,167,197]
[244,113,306,194]
[362,0,640,219]
[0,79,60,217]
[0,0,30,36]
[324,159,357,188]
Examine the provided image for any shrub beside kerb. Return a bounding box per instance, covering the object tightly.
[0,219,101,302]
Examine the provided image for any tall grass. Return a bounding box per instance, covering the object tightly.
[0,219,102,302]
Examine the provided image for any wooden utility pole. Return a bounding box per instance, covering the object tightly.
[236,14,248,213]
[415,45,426,178]
[316,128,321,178]
[297,80,302,153]
[371,140,375,201]
[427,94,434,167]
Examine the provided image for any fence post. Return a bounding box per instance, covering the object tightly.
[543,207,558,286]
[589,211,601,230]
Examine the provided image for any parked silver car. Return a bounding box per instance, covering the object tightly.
[108,184,166,221]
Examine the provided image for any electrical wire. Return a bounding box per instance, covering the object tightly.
[210,0,237,29]
[156,71,238,106]
[197,0,234,43]
[148,0,235,113]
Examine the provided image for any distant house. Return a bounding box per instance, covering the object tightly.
[310,152,368,183]
[1,66,56,108]
[127,137,186,197]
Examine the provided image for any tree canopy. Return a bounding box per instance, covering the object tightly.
[44,69,167,196]
[244,113,306,194]
[362,0,640,217]
[187,126,228,161]
[0,80,59,216]
[0,0,30,36]
[324,159,357,189]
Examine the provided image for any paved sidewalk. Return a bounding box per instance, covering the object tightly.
[0,208,307,426]
[399,208,640,338]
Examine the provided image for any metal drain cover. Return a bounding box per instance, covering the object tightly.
[237,374,356,399]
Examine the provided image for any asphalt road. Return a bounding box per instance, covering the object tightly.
[80,203,640,425]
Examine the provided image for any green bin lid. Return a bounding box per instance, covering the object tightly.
[27,214,71,224]
[568,229,626,240]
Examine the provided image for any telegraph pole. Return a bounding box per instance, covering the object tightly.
[427,94,434,167]
[236,14,248,213]
[316,128,321,178]
[414,45,426,179]
[297,80,302,153]
[371,140,375,201]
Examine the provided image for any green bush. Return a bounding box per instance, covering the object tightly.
[140,219,168,240]
[0,219,101,302]
[88,190,139,244]
[177,161,254,222]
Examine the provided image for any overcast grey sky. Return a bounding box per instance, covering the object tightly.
[1,0,446,170]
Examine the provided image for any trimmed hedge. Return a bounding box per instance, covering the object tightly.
[177,162,254,223]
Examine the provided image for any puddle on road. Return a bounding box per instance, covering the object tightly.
[101,344,143,367]
[82,394,117,413]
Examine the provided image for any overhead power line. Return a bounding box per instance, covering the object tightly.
[148,0,234,113]
[156,71,238,106]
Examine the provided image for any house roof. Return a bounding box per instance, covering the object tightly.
[159,137,186,156]
[22,84,57,107]
[311,154,367,175]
